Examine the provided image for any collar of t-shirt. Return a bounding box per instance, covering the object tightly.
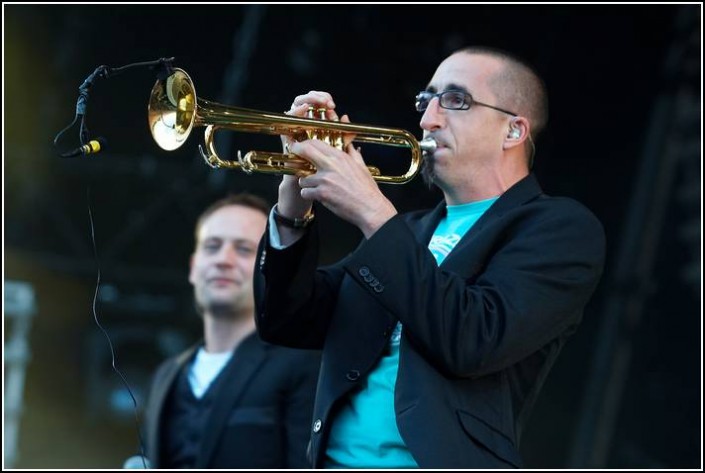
[187,347,234,399]
[428,196,499,265]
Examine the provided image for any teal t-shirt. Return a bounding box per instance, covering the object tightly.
[325,197,498,468]
[428,196,498,265]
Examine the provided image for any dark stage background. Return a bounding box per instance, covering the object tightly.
[3,4,701,469]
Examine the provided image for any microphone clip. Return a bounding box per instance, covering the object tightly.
[53,56,177,159]
[155,57,175,81]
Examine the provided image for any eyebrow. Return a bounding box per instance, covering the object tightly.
[202,237,255,244]
[425,83,470,94]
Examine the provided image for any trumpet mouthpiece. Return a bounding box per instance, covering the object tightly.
[419,137,437,154]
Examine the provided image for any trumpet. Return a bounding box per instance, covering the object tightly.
[147,68,436,184]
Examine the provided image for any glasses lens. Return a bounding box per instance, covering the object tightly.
[415,92,431,112]
[440,91,468,110]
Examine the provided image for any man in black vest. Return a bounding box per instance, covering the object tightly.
[254,47,605,468]
[142,193,320,468]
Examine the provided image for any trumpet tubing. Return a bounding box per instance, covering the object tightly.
[148,68,436,184]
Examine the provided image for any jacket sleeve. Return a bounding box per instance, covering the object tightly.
[341,200,606,378]
[254,220,346,350]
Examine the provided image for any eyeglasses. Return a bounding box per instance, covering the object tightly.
[415,90,517,117]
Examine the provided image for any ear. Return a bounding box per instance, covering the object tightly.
[503,117,530,150]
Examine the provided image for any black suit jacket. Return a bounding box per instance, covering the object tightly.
[254,174,606,468]
[144,332,320,468]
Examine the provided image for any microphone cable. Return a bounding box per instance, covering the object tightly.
[56,58,176,467]
[86,188,149,468]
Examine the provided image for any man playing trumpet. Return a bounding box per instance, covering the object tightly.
[254,46,605,468]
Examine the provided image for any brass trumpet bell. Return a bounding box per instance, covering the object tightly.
[148,68,436,184]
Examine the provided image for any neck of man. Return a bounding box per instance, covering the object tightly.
[202,309,256,354]
[442,158,529,205]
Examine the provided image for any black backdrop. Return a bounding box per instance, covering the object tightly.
[4,4,701,469]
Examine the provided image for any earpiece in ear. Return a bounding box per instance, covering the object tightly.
[509,127,521,139]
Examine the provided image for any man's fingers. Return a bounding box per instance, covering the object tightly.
[291,91,335,109]
[340,114,357,148]
[290,140,334,169]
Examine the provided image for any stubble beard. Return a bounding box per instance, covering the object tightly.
[421,157,437,189]
[207,300,239,319]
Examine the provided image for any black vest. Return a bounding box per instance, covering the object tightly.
[160,362,225,468]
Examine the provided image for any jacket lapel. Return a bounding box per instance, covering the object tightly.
[148,345,198,467]
[440,174,543,269]
[195,333,269,467]
[415,201,447,245]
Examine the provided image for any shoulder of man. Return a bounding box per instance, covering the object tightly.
[151,343,199,378]
[532,193,605,233]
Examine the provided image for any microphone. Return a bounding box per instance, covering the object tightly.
[60,137,107,158]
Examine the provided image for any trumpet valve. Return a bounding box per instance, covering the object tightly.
[332,133,344,150]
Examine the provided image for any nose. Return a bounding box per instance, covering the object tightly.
[419,96,445,132]
[215,245,238,267]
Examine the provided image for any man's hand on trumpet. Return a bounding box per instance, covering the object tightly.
[276,91,396,240]
[275,91,335,245]
[290,139,397,239]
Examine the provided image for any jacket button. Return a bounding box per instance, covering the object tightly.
[359,267,370,277]
[313,419,322,433]
[346,370,360,381]
[373,285,385,293]
[364,274,375,283]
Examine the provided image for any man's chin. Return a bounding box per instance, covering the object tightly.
[205,301,237,319]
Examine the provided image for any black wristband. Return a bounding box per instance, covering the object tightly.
[273,204,315,229]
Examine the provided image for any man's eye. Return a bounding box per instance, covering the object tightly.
[445,93,465,107]
[236,245,256,256]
